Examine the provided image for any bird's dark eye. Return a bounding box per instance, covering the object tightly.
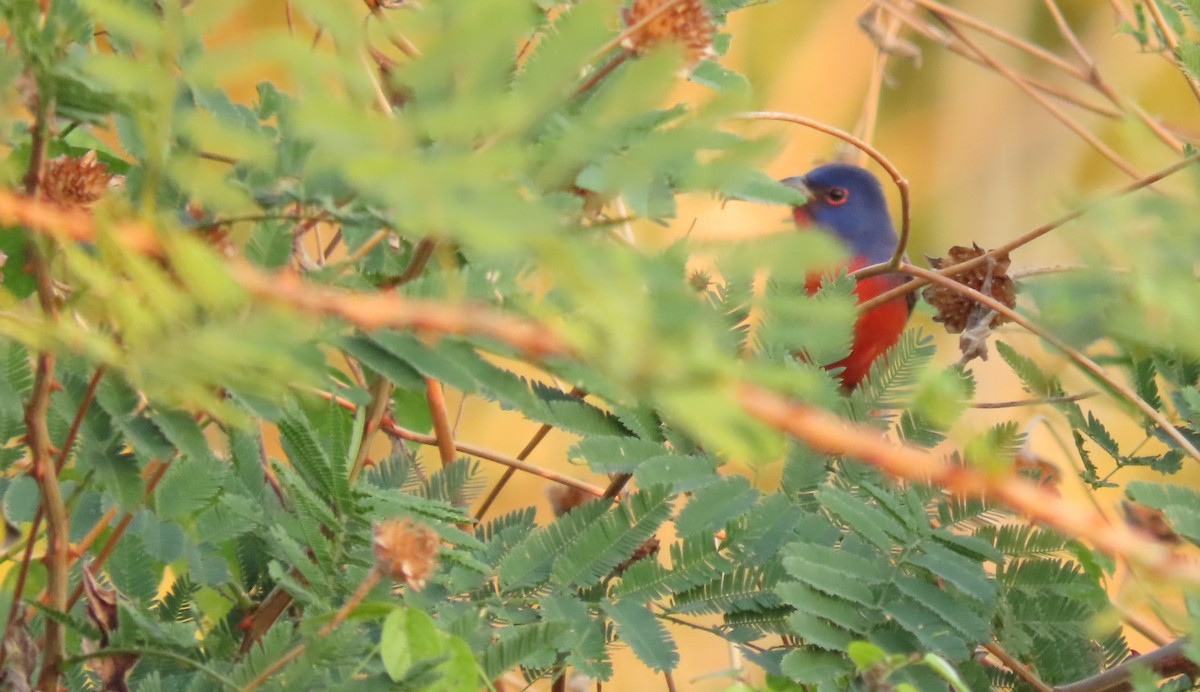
[826,187,849,205]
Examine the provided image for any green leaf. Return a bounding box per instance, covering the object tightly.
[381,608,415,682]
[674,475,758,537]
[604,599,678,672]
[780,648,851,684]
[551,485,674,588]
[480,622,569,679]
[847,640,888,670]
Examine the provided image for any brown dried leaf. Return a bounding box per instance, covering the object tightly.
[82,565,139,691]
[1,612,37,692]
[83,564,118,644]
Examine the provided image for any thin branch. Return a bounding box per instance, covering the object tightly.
[733,111,911,270]
[972,391,1096,409]
[1055,638,1197,692]
[879,0,1124,119]
[653,608,765,654]
[602,472,633,500]
[737,384,1200,584]
[474,386,585,520]
[311,389,606,497]
[907,0,1088,80]
[347,379,394,485]
[243,568,384,691]
[232,264,573,360]
[931,13,1144,180]
[897,262,1200,465]
[21,84,71,692]
[65,458,174,609]
[984,641,1053,692]
[855,3,906,165]
[387,236,437,287]
[1141,0,1200,104]
[854,152,1200,310]
[0,366,103,670]
[62,647,240,689]
[1040,0,1186,153]
[425,378,459,469]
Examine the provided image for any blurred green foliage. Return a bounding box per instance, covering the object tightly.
[1,0,1199,690]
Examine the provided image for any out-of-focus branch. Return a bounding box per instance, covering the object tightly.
[897,262,1200,465]
[1055,638,1197,692]
[737,384,1200,584]
[233,266,573,360]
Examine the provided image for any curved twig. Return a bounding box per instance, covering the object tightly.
[896,262,1200,465]
[733,111,911,271]
[856,152,1200,313]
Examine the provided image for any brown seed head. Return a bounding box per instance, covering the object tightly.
[40,150,120,210]
[373,518,440,589]
[623,0,714,66]
[922,244,1016,334]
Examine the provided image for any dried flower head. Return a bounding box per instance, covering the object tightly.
[923,244,1015,333]
[623,0,714,66]
[373,518,440,589]
[923,244,1016,363]
[40,150,120,210]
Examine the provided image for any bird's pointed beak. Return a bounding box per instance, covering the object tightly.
[780,176,811,200]
[781,176,813,226]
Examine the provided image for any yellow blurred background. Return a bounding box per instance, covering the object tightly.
[219,1,1200,689]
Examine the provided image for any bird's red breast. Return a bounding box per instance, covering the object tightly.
[807,256,910,390]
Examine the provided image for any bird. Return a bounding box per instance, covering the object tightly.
[781,162,913,390]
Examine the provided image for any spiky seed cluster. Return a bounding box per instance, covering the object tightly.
[922,244,1016,334]
[623,0,714,66]
[373,518,440,589]
[40,150,119,210]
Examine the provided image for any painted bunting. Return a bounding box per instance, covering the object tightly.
[782,163,913,390]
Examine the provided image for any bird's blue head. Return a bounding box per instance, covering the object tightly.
[782,163,898,264]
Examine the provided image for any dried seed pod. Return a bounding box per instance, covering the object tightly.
[623,0,714,66]
[40,150,120,210]
[922,244,1016,334]
[373,518,440,589]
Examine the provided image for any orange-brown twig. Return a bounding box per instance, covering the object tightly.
[855,152,1200,310]
[896,262,1200,465]
[232,266,573,360]
[425,378,459,469]
[737,384,1200,584]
